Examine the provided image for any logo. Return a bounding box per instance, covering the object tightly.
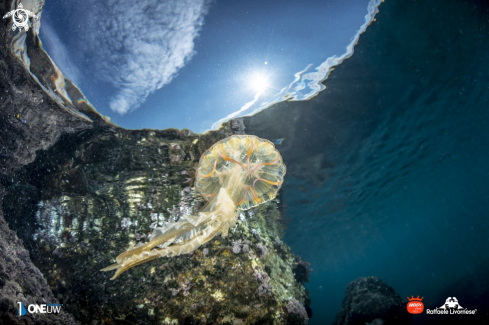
[407,296,424,314]
[426,297,477,315]
[17,302,62,316]
[17,302,26,316]
[3,3,38,32]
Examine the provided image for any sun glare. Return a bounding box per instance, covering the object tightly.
[249,73,269,93]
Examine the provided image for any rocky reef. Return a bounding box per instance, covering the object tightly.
[0,1,310,324]
[333,276,410,325]
[1,0,88,323]
[4,127,309,324]
[0,186,78,325]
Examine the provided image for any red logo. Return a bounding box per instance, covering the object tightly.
[407,296,424,314]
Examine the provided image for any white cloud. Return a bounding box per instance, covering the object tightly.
[78,0,211,114]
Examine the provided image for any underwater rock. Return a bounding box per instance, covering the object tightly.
[333,276,410,325]
[4,0,109,124]
[0,0,95,180]
[0,1,89,323]
[0,185,78,325]
[286,298,309,324]
[292,258,311,283]
[365,318,384,325]
[3,126,309,324]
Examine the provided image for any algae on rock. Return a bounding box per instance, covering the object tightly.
[4,124,310,324]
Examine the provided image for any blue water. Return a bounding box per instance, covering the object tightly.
[244,0,489,323]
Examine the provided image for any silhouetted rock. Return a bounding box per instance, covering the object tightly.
[0,185,78,325]
[333,276,411,325]
[0,0,83,322]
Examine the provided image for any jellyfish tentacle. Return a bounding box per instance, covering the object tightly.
[237,185,250,206]
[253,177,283,188]
[242,186,261,203]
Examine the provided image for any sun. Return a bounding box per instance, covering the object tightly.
[249,73,269,93]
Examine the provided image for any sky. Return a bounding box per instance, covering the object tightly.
[39,0,373,133]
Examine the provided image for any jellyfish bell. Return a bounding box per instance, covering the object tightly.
[195,135,286,210]
[101,135,286,280]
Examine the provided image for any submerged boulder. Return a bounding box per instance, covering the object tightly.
[333,276,410,325]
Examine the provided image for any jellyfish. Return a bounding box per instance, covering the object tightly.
[101,135,286,280]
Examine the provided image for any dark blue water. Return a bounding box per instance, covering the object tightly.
[244,0,489,323]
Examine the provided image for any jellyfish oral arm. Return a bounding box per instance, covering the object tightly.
[101,188,237,280]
